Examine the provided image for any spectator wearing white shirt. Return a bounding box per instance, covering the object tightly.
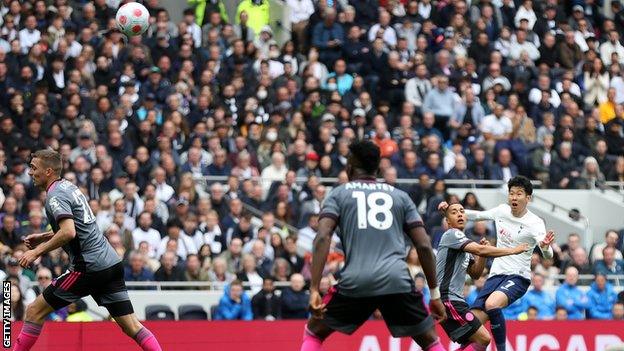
[611,70,624,104]
[368,10,397,48]
[18,15,40,54]
[600,30,624,66]
[132,212,162,259]
[153,167,175,203]
[404,63,432,114]
[514,0,537,30]
[286,0,314,53]
[260,152,288,199]
[200,210,225,256]
[509,29,540,62]
[157,218,198,259]
[182,9,202,49]
[480,104,513,154]
[528,74,561,108]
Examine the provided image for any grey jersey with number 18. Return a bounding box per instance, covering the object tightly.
[45,179,121,273]
[319,179,423,297]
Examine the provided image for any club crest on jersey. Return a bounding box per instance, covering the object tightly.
[49,197,61,212]
[499,228,511,240]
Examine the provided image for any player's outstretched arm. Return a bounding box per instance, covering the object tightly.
[19,219,76,268]
[408,225,447,322]
[463,241,529,258]
[437,201,497,221]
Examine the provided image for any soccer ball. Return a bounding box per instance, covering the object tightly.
[116,2,150,37]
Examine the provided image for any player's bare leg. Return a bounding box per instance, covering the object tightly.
[300,316,335,351]
[14,295,54,350]
[483,291,509,351]
[412,329,446,351]
[461,326,491,351]
[113,312,162,351]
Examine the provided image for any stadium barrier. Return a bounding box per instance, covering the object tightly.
[9,320,624,351]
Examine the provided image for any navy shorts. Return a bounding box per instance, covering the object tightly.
[471,274,530,311]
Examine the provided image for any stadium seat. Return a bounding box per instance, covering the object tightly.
[210,305,219,320]
[178,304,208,320]
[145,304,175,320]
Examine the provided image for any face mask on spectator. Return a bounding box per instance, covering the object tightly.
[257,90,268,100]
[327,83,338,91]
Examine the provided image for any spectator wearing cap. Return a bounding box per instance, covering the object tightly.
[296,151,321,179]
[587,274,618,319]
[140,66,172,105]
[556,266,588,320]
[214,279,253,320]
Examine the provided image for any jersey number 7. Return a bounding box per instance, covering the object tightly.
[352,191,394,230]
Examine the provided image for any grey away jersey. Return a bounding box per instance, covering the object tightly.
[319,179,423,297]
[45,179,121,272]
[435,228,473,301]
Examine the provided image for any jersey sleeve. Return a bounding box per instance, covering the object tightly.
[464,204,502,221]
[319,188,340,221]
[534,219,554,259]
[48,194,74,222]
[403,193,424,231]
[443,229,472,250]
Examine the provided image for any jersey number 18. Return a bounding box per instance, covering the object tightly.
[352,191,394,230]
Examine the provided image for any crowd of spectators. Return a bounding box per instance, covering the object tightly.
[1,0,624,321]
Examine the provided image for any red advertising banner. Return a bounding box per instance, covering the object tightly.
[8,320,624,351]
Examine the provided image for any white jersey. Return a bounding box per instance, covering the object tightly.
[465,204,553,280]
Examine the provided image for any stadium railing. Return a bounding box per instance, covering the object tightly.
[195,175,543,187]
[115,276,623,290]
